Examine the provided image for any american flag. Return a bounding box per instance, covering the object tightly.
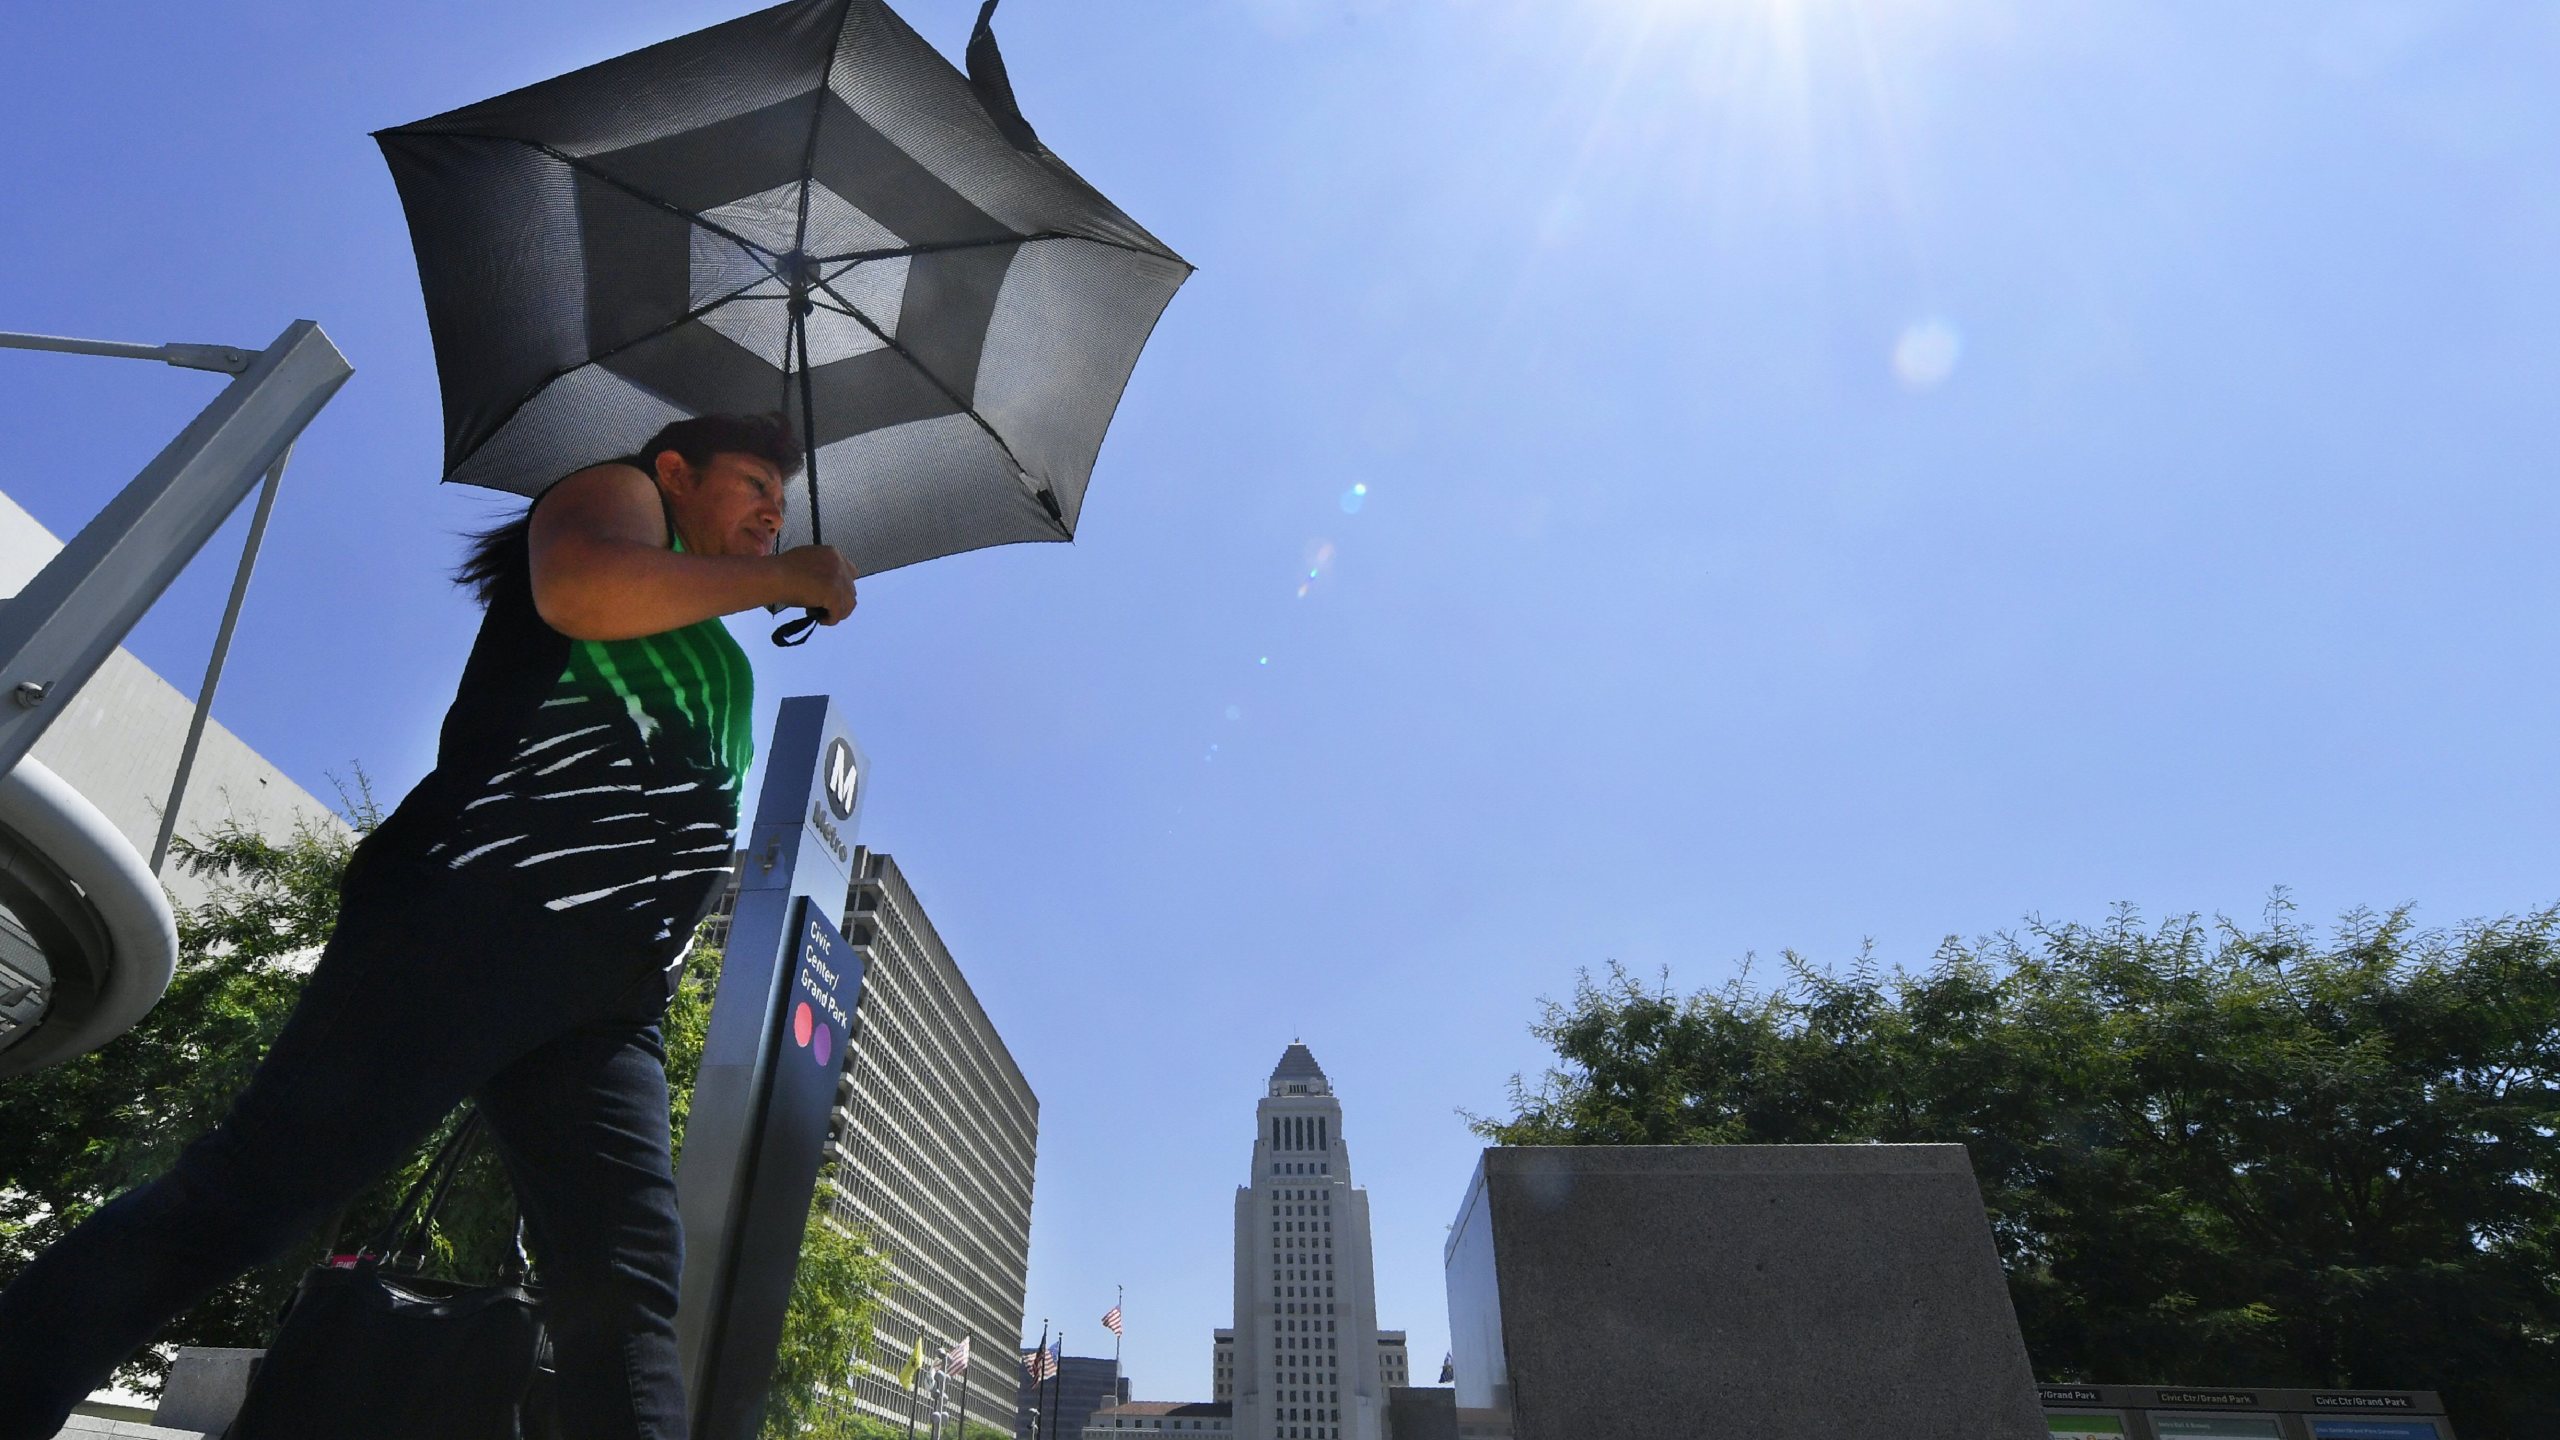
[942,1335,971,1376]
[1101,1305,1123,1337]
[1022,1341,1059,1382]
[1044,1338,1062,1380]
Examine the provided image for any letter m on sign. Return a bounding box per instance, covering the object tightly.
[823,737,860,819]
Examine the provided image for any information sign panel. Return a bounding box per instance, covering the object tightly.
[673,695,866,1440]
[2152,1418,2282,1440]
[2312,1425,2442,1440]
[2045,1415,2128,1437]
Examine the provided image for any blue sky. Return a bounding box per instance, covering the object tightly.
[7,0,2559,1403]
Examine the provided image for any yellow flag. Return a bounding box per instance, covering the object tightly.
[898,1334,927,1391]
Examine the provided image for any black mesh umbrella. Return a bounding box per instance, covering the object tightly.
[376,0,1189,586]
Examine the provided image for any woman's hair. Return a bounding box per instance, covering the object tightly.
[454,411,803,607]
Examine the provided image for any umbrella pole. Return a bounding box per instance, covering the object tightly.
[794,297,822,552]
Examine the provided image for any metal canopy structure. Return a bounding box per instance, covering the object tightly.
[0,320,351,1078]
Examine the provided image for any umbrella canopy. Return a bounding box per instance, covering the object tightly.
[377,0,1190,579]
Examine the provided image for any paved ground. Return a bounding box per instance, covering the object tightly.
[48,1414,205,1440]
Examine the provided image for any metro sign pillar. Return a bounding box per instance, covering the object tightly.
[675,694,868,1439]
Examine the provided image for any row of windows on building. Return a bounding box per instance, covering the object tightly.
[1272,1114,1330,1150]
[1272,1162,1329,1175]
[839,1033,1030,1246]
[847,897,1036,1196]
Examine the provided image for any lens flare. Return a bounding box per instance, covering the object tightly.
[1297,540,1338,598]
[1892,319,1961,390]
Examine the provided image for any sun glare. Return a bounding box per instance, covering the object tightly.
[1530,0,1955,233]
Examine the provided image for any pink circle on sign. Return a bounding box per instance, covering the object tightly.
[793,1002,813,1048]
[814,1023,832,1067]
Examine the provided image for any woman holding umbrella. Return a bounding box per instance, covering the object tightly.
[0,411,859,1440]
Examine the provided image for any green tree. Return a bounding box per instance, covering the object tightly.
[0,804,893,1419]
[1474,902,2560,1440]
[0,805,458,1392]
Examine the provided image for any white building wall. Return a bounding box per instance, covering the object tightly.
[1,489,350,913]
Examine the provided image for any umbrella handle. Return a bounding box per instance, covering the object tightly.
[771,609,826,647]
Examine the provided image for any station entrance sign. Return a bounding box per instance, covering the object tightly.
[2037,1386,2455,1440]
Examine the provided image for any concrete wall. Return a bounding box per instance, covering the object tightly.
[1444,1145,2047,1440]
[0,488,350,914]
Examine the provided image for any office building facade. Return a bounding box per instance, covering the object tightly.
[1017,1355,1130,1440]
[809,847,1040,1439]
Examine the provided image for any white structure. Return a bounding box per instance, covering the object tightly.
[1374,1335,1408,1393]
[1228,1044,1398,1440]
[1084,1401,1231,1439]
[0,488,348,910]
[1,488,347,1060]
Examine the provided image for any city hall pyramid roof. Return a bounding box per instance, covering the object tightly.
[1269,1042,1329,1091]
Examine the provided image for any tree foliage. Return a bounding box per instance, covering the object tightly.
[1475,901,2560,1440]
[0,803,893,1422]
[0,807,448,1392]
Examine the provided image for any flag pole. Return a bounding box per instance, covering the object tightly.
[905,1330,929,1440]
[1047,1331,1066,1440]
[1113,1286,1124,1401]
[957,1348,974,1440]
[1030,1318,1050,1440]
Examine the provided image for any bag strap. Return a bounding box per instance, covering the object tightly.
[360,1109,486,1264]
[500,1212,534,1287]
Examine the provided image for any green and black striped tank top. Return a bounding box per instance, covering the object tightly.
[365,479,753,951]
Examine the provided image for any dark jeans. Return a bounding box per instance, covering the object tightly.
[0,850,691,1440]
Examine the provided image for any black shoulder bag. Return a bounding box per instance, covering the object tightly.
[227,1110,546,1440]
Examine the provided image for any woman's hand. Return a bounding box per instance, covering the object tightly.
[772,544,859,625]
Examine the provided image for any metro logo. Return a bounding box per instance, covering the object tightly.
[822,737,859,819]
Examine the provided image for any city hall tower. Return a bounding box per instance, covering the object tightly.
[1218,1045,1407,1440]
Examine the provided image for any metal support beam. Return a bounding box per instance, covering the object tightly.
[150,444,292,874]
[0,320,351,779]
[0,330,256,374]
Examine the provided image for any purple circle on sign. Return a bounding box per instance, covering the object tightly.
[814,1023,832,1066]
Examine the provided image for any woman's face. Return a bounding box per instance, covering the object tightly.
[660,450,786,557]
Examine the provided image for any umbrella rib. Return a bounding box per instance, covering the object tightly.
[787,3,852,291]
[811,229,1181,268]
[805,271,1065,537]
[786,5,855,549]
